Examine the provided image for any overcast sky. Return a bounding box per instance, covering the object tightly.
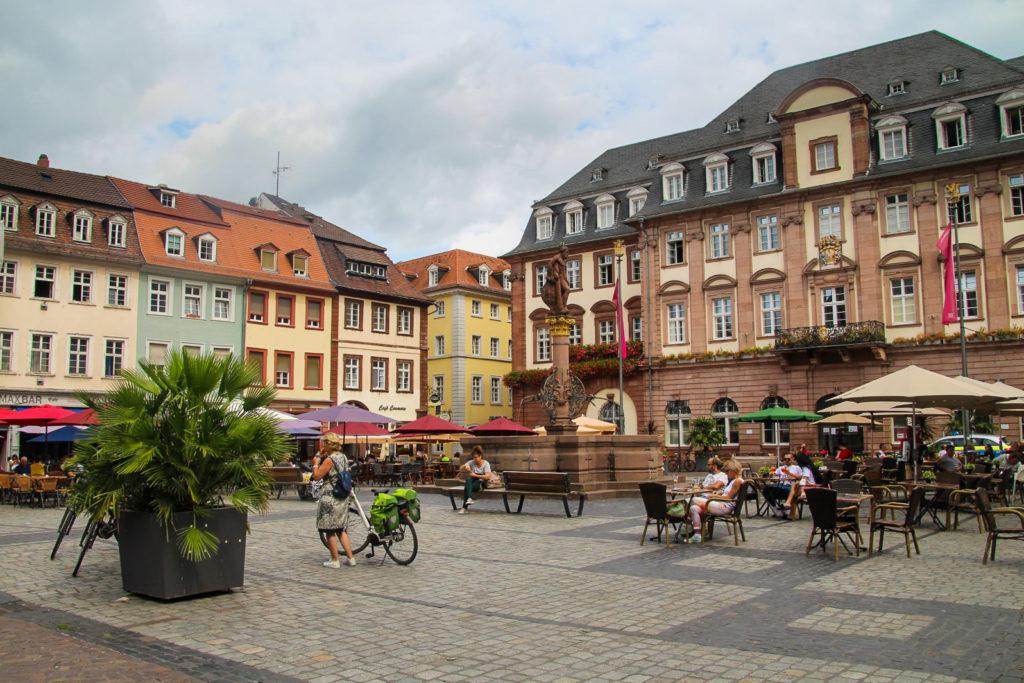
[3,2,1022,260]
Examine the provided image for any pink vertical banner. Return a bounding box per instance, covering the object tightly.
[937,223,957,324]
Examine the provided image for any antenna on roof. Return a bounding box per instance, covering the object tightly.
[272,151,291,197]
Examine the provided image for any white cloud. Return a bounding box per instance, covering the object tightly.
[1,1,1021,260]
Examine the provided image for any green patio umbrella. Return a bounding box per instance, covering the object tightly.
[736,407,821,465]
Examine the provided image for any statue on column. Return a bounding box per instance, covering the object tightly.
[540,244,571,315]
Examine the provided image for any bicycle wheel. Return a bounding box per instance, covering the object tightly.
[347,515,371,555]
[383,519,418,565]
[683,458,697,472]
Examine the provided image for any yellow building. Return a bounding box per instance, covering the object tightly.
[397,250,514,433]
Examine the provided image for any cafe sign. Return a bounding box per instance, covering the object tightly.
[0,391,87,408]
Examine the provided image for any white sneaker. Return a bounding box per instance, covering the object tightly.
[466,498,476,506]
[345,557,357,566]
[690,534,702,544]
[457,508,467,514]
[322,559,341,568]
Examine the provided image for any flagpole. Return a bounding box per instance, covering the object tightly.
[614,240,626,434]
[946,183,971,447]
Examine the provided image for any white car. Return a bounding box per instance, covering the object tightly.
[929,434,1007,455]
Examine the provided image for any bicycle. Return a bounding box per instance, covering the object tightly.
[663,450,697,473]
[319,488,418,565]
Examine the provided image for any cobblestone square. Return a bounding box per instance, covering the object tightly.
[0,493,1022,682]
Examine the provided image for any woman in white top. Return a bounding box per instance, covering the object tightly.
[783,451,817,519]
[689,460,744,543]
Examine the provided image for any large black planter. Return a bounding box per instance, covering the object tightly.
[118,508,247,600]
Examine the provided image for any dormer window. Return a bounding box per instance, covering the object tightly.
[932,102,967,150]
[940,67,959,85]
[590,167,605,182]
[260,248,278,271]
[595,194,615,229]
[703,153,730,194]
[107,215,127,247]
[478,265,490,287]
[35,202,57,237]
[766,112,777,124]
[428,265,440,287]
[996,89,1024,139]
[887,80,907,96]
[563,200,583,235]
[627,187,648,217]
[164,228,185,257]
[197,235,217,262]
[660,162,685,202]
[0,195,20,231]
[725,118,740,133]
[647,154,664,170]
[292,254,308,277]
[876,115,909,161]
[534,207,553,241]
[160,192,175,208]
[749,143,777,185]
[502,269,512,291]
[345,259,387,280]
[72,209,93,243]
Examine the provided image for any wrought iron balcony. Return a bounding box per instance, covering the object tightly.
[775,321,886,350]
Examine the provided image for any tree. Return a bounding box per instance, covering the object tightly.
[71,350,290,561]
[688,417,725,454]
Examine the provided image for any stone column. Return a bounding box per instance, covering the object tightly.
[545,314,576,433]
[914,188,942,334]
[851,194,883,324]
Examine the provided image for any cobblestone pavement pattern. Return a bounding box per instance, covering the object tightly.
[0,491,1021,682]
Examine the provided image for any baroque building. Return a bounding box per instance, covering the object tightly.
[504,31,1024,453]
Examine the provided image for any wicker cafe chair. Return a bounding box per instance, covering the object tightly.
[702,484,748,546]
[35,477,60,508]
[638,483,687,546]
[869,486,925,558]
[13,476,35,506]
[0,473,11,504]
[975,487,1024,564]
[805,488,861,561]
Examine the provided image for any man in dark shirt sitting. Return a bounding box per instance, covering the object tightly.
[12,457,31,475]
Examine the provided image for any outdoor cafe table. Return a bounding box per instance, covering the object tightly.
[960,472,993,488]
[665,487,714,544]
[899,481,961,530]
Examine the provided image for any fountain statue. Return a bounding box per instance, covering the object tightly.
[538,244,589,432]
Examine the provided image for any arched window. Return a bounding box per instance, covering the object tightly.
[665,400,690,447]
[712,397,739,445]
[599,400,623,434]
[761,395,790,446]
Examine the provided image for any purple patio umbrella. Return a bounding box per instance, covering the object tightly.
[297,404,395,425]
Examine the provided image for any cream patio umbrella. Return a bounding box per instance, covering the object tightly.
[815,413,876,425]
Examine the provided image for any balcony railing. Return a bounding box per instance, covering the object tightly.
[775,321,886,350]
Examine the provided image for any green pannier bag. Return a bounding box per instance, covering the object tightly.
[392,488,421,523]
[370,493,400,534]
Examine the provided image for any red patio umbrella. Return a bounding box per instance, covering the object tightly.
[393,414,472,435]
[1,404,75,453]
[50,408,100,426]
[469,417,536,436]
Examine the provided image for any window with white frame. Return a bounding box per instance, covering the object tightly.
[182,344,204,358]
[566,259,581,289]
[661,163,685,202]
[274,353,291,387]
[757,214,779,251]
[30,333,53,373]
[884,193,911,234]
[345,299,362,328]
[183,284,203,318]
[471,335,481,355]
[665,231,685,265]
[536,326,551,362]
[72,210,93,242]
[68,336,89,375]
[434,335,446,356]
[291,254,308,277]
[630,315,642,341]
[887,80,907,96]
[149,279,169,314]
[0,331,12,372]
[666,303,686,344]
[813,140,837,171]
[598,319,615,343]
[627,189,647,216]
[508,339,513,358]
[0,197,19,231]
[630,249,641,281]
[997,90,1024,138]
[1016,265,1024,315]
[148,342,169,369]
[212,287,231,320]
[248,292,266,323]
[108,217,126,247]
[940,67,959,84]
[471,300,482,316]
[104,339,124,377]
[371,303,387,332]
[709,223,730,259]
[947,183,972,224]
[535,213,553,240]
[210,347,231,360]
[535,264,547,292]
[427,266,439,287]
[371,359,386,391]
[165,230,184,257]
[432,374,444,403]
[753,151,776,184]
[665,400,691,447]
[107,274,128,307]
[490,337,499,357]
[396,360,411,392]
[822,286,847,328]
[435,300,445,317]
[397,307,412,334]
[955,270,979,319]
[1,261,15,295]
[760,292,782,336]
[71,270,92,303]
[471,376,483,404]
[159,191,176,208]
[568,322,581,346]
[490,377,502,405]
[305,298,322,329]
[502,270,512,291]
[712,397,739,445]
[198,236,217,262]
[1008,174,1023,216]
[596,196,614,229]
[597,254,614,286]
[705,154,729,193]
[712,296,733,339]
[890,277,916,324]
[344,357,360,389]
[489,302,500,319]
[565,202,583,235]
[818,204,842,239]
[35,203,56,237]
[507,386,514,406]
[478,265,490,287]
[761,395,790,445]
[34,265,56,299]
[933,102,967,150]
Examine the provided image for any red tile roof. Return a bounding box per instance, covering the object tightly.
[397,249,512,298]
[0,155,131,208]
[110,177,227,227]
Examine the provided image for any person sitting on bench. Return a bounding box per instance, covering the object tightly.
[458,446,491,514]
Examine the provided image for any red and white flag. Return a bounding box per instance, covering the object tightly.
[937,223,957,324]
[612,278,627,359]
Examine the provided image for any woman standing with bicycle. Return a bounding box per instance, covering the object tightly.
[312,433,357,568]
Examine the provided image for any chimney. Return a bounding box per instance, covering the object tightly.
[37,154,50,169]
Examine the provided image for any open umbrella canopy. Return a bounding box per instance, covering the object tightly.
[573,416,617,433]
[50,408,99,426]
[736,407,821,423]
[393,414,471,435]
[327,422,389,437]
[820,400,910,414]
[28,426,88,443]
[297,403,396,424]
[836,365,1004,409]
[1,404,74,426]
[0,408,23,421]
[470,417,537,436]
[814,413,876,425]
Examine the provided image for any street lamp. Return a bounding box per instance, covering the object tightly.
[613,239,626,434]
[945,182,971,443]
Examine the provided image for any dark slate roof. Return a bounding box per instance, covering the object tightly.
[1007,56,1024,71]
[0,155,131,208]
[259,193,383,251]
[505,31,1024,258]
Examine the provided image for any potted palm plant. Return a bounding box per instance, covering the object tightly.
[687,417,725,471]
[70,350,289,600]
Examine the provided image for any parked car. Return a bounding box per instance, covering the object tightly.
[929,434,1007,455]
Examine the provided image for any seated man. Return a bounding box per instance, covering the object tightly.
[762,453,802,517]
[457,446,491,514]
[12,456,32,475]
[699,457,728,492]
[936,445,962,473]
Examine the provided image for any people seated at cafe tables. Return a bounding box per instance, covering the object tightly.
[698,457,728,492]
[763,453,802,518]
[936,443,962,473]
[688,460,744,543]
